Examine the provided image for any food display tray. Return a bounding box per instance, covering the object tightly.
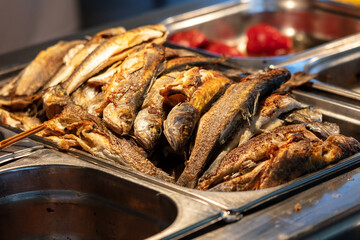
[1,0,360,239]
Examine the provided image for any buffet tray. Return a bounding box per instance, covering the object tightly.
[162,0,360,69]
[1,0,360,239]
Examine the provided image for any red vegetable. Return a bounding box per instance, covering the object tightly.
[246,24,292,56]
[169,29,209,48]
[204,41,243,57]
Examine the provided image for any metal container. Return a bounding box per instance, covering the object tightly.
[0,148,221,240]
[163,0,360,69]
[1,1,360,239]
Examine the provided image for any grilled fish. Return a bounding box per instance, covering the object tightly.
[103,43,165,135]
[61,24,168,95]
[133,71,181,150]
[177,68,291,188]
[198,123,360,191]
[163,69,232,152]
[0,40,84,97]
[39,103,174,182]
[45,27,126,89]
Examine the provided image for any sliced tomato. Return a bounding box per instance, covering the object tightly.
[246,24,292,56]
[204,41,243,57]
[169,29,209,48]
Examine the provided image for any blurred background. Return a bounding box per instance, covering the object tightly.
[0,0,193,55]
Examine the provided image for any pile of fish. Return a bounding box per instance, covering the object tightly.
[0,24,359,191]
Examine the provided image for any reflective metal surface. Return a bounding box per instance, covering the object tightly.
[163,0,360,69]
[0,149,221,240]
[192,163,360,239]
[1,1,360,239]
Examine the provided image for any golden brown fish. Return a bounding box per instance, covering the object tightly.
[103,43,165,135]
[0,40,83,97]
[177,68,291,188]
[198,123,360,191]
[160,67,202,107]
[163,69,232,152]
[133,71,181,150]
[61,24,168,95]
[39,103,174,182]
[45,27,126,88]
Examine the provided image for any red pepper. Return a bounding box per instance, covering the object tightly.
[204,41,243,57]
[246,24,292,56]
[169,29,209,48]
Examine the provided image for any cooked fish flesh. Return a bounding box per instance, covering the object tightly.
[177,68,291,188]
[160,67,202,107]
[208,93,309,175]
[0,108,41,130]
[163,69,232,152]
[61,24,168,95]
[71,83,104,116]
[197,123,360,191]
[237,93,307,145]
[103,43,165,135]
[0,40,84,97]
[45,27,126,89]
[282,107,322,124]
[39,103,174,182]
[86,60,123,87]
[133,71,181,150]
[0,95,41,111]
[42,85,72,119]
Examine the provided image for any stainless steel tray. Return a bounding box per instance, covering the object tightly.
[162,0,360,69]
[0,147,221,240]
[1,1,360,239]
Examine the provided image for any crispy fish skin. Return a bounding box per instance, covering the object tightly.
[71,83,105,116]
[42,85,72,119]
[0,95,41,111]
[164,102,200,152]
[163,69,232,152]
[0,108,41,130]
[46,27,126,89]
[206,93,309,179]
[0,40,83,97]
[61,24,168,95]
[238,93,307,145]
[177,68,291,188]
[197,124,317,190]
[160,67,202,107]
[207,126,360,191]
[133,71,181,150]
[39,103,174,183]
[103,44,165,135]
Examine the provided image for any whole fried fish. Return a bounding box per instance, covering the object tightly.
[103,43,165,135]
[208,93,309,174]
[163,69,232,152]
[177,68,291,188]
[61,24,168,95]
[45,26,126,88]
[237,93,308,145]
[39,103,174,183]
[197,123,360,191]
[133,71,181,150]
[0,40,83,97]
